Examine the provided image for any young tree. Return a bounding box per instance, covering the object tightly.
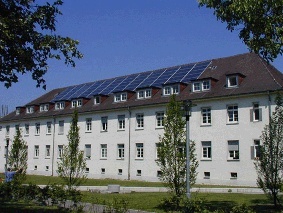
[8,128,28,183]
[57,109,87,190]
[255,94,283,207]
[198,0,283,62]
[0,0,83,89]
[156,95,198,209]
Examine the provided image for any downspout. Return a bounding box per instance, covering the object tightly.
[51,116,56,176]
[127,106,131,180]
[268,91,272,123]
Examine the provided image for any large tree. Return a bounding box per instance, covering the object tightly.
[156,95,198,209]
[57,109,87,190]
[255,94,283,207]
[0,0,83,89]
[8,128,28,183]
[198,0,283,62]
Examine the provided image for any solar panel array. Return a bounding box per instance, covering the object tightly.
[52,60,211,102]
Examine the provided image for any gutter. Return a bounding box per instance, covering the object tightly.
[51,116,56,176]
[268,91,272,123]
[127,106,131,180]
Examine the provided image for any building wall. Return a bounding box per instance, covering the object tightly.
[0,93,277,186]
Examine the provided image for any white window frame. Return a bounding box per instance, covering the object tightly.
[45,145,51,158]
[136,113,144,129]
[16,108,21,115]
[101,144,107,159]
[86,118,92,132]
[117,144,125,159]
[193,82,201,92]
[34,145,39,158]
[138,90,144,99]
[26,106,34,114]
[94,96,100,105]
[137,89,152,99]
[136,143,144,159]
[101,116,108,132]
[201,107,211,125]
[252,139,261,160]
[35,123,40,135]
[172,85,179,94]
[156,112,164,128]
[114,93,127,102]
[145,89,152,98]
[163,86,171,95]
[55,102,65,110]
[85,144,91,159]
[227,105,238,123]
[24,124,29,135]
[252,103,261,122]
[58,120,64,135]
[202,141,212,160]
[46,122,52,135]
[202,80,210,91]
[58,145,63,158]
[118,115,125,130]
[227,75,238,88]
[40,104,49,112]
[228,140,239,160]
[72,99,82,108]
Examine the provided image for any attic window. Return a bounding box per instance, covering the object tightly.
[193,80,211,92]
[114,93,127,102]
[26,106,34,114]
[71,99,82,108]
[94,96,100,105]
[40,104,49,112]
[55,102,65,110]
[163,84,179,96]
[227,75,238,88]
[16,108,21,115]
[137,89,152,99]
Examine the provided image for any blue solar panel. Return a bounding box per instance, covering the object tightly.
[165,64,194,84]
[67,83,93,100]
[79,81,105,98]
[181,61,211,83]
[112,74,139,93]
[124,72,152,91]
[151,67,179,87]
[136,69,165,89]
[100,76,127,95]
[52,85,79,101]
[89,78,116,96]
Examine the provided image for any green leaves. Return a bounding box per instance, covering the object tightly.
[0,0,83,88]
[198,0,283,62]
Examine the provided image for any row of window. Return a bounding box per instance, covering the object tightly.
[5,112,165,136]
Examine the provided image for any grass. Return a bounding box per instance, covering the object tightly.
[81,191,283,212]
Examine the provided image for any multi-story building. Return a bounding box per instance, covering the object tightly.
[1,53,282,186]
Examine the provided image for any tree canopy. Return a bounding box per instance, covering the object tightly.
[0,0,83,89]
[198,0,283,62]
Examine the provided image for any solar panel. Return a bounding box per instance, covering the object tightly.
[181,61,211,83]
[100,76,128,95]
[79,81,105,98]
[67,83,93,100]
[52,85,78,102]
[165,64,194,84]
[151,67,179,87]
[136,69,165,89]
[89,78,115,96]
[124,72,152,91]
[112,74,139,93]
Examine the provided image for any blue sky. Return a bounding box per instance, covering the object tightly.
[1,0,282,112]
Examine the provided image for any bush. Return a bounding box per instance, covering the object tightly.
[182,196,210,213]
[230,203,255,213]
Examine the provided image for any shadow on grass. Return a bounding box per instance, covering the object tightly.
[0,202,71,213]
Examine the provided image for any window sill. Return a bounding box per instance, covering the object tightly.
[117,129,125,132]
[33,157,39,159]
[58,133,64,135]
[46,133,52,135]
[155,126,164,130]
[204,177,210,179]
[45,157,51,159]
[135,158,144,161]
[230,177,237,180]
[135,128,144,131]
[200,124,211,127]
[116,158,124,160]
[85,158,91,160]
[252,120,261,123]
[100,130,108,133]
[226,122,239,125]
[201,158,212,161]
[100,158,107,160]
[227,159,240,161]
[85,131,92,133]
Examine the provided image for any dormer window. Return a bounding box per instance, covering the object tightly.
[137,89,152,99]
[227,75,238,88]
[26,106,34,114]
[163,85,179,96]
[40,104,49,112]
[193,80,211,92]
[94,96,100,105]
[55,102,65,110]
[16,108,21,115]
[71,99,82,108]
[114,93,127,102]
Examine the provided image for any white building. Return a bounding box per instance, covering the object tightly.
[1,53,282,186]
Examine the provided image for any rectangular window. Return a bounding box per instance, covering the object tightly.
[35,123,40,135]
[45,145,51,158]
[137,170,142,176]
[193,82,201,92]
[24,124,29,135]
[58,145,63,158]
[118,169,123,175]
[228,140,239,160]
[115,94,121,102]
[227,105,238,123]
[86,118,92,132]
[227,75,238,87]
[156,112,164,128]
[94,96,100,105]
[85,168,89,173]
[202,141,212,159]
[251,140,261,159]
[251,103,262,122]
[101,168,105,174]
[101,144,107,159]
[164,86,171,95]
[231,172,237,179]
[136,143,144,159]
[201,107,211,125]
[118,115,125,130]
[136,113,144,129]
[137,89,152,99]
[204,172,210,179]
[138,90,144,99]
[85,144,91,159]
[46,122,52,134]
[117,144,125,159]
[58,120,64,134]
[121,93,127,101]
[26,106,34,114]
[202,80,210,90]
[34,145,39,158]
[156,143,161,159]
[172,85,179,94]
[145,89,151,98]
[6,125,10,136]
[101,117,108,131]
